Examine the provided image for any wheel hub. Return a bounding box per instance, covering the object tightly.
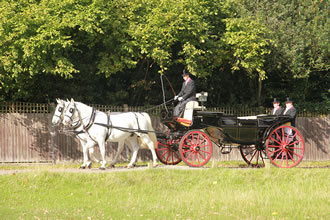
[194,146,200,152]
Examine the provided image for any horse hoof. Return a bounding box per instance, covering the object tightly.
[99,167,106,170]
[153,163,159,168]
[87,164,92,169]
[80,166,86,169]
[127,165,134,169]
[110,164,115,168]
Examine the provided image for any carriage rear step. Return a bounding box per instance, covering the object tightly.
[220,146,232,154]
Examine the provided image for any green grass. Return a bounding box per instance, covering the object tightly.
[0,162,329,219]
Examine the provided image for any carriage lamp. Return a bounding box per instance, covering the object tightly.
[197,92,208,111]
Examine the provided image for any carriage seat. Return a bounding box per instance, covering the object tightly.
[176,93,207,126]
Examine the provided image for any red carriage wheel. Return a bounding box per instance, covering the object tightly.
[239,145,266,167]
[266,125,305,168]
[156,138,182,165]
[179,130,213,167]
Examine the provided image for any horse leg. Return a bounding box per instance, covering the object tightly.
[127,137,139,168]
[88,147,100,164]
[97,138,107,170]
[110,141,125,168]
[140,134,158,167]
[79,140,93,169]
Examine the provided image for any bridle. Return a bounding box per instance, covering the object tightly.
[53,103,65,120]
[63,101,99,142]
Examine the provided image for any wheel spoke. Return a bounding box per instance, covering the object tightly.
[185,151,194,160]
[196,136,207,146]
[287,151,296,163]
[195,133,200,146]
[197,144,211,149]
[164,151,171,163]
[267,144,281,149]
[256,151,260,165]
[186,136,194,146]
[182,143,193,150]
[273,149,283,160]
[160,149,170,158]
[248,149,258,164]
[194,152,200,165]
[281,127,285,143]
[270,136,282,146]
[290,150,303,159]
[199,149,211,154]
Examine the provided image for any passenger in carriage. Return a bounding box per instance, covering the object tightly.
[173,69,196,119]
[271,98,283,115]
[282,97,297,127]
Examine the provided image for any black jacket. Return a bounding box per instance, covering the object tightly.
[271,107,283,115]
[282,106,297,126]
[177,78,196,101]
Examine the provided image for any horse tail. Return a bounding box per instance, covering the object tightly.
[141,112,158,149]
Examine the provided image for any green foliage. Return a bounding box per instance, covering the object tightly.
[0,0,328,109]
[222,16,273,80]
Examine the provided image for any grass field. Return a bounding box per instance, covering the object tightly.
[0,161,329,219]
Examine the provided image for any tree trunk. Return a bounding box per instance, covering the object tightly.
[257,76,262,106]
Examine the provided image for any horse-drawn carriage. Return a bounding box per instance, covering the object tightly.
[156,93,305,168]
[53,92,305,169]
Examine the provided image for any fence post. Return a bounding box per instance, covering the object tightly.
[49,103,57,163]
[123,104,128,112]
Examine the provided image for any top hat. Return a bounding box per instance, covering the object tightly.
[182,69,189,77]
[285,97,293,103]
[272,98,280,103]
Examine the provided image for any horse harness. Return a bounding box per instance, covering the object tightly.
[70,105,149,143]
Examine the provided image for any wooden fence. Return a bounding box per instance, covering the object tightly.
[0,102,329,163]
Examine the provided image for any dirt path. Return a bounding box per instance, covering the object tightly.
[0,165,208,175]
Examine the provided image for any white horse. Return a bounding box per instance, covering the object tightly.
[52,98,157,169]
[52,98,102,166]
[52,98,69,126]
[61,98,158,169]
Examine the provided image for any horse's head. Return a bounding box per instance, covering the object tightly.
[52,98,68,126]
[62,98,78,126]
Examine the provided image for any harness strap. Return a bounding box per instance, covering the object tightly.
[105,111,112,142]
[83,108,96,131]
[134,112,141,134]
[73,102,98,144]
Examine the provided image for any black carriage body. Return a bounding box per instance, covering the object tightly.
[160,108,291,145]
[188,111,292,146]
[158,107,304,168]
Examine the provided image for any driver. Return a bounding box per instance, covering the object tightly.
[173,69,196,119]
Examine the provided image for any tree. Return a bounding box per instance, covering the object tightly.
[222,16,274,105]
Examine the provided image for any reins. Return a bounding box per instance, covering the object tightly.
[56,73,176,137]
[143,74,176,113]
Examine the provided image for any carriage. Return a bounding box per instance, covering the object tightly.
[155,93,305,168]
[54,92,305,169]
